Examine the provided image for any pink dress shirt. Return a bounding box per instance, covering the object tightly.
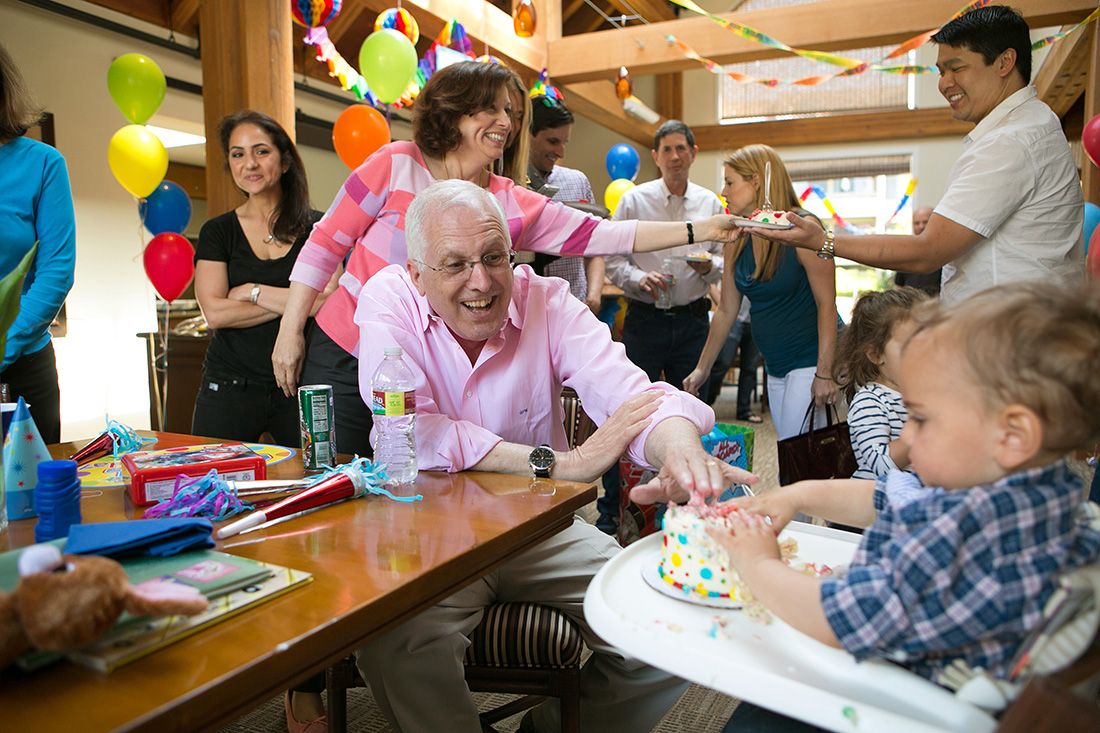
[354,264,715,472]
[291,141,639,357]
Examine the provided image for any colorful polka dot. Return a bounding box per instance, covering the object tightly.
[700,567,713,580]
[671,553,681,567]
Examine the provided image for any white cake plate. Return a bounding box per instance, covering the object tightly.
[641,563,742,609]
[731,215,795,230]
[584,523,998,733]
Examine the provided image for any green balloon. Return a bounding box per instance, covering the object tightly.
[359,29,418,105]
[107,53,166,124]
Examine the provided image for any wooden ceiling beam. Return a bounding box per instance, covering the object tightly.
[549,0,1098,82]
[691,107,971,152]
[169,0,200,35]
[607,0,676,22]
[563,0,587,25]
[323,2,370,45]
[561,80,658,146]
[1034,23,1094,118]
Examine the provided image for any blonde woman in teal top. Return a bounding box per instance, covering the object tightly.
[0,44,76,442]
[684,145,839,440]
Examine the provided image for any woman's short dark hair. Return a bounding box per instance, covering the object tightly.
[931,5,1032,83]
[0,43,44,140]
[218,110,312,244]
[413,61,521,159]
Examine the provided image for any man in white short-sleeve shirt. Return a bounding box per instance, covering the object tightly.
[746,5,1083,305]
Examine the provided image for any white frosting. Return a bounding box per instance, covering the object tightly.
[658,505,743,600]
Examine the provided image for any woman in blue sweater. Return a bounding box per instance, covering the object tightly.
[0,44,76,443]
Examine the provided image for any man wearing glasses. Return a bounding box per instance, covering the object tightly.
[352,180,753,733]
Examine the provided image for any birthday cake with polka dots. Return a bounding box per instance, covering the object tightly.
[658,503,803,601]
[658,503,745,601]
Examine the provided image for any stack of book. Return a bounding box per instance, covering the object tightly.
[0,546,311,672]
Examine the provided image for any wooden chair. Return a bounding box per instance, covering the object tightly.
[324,390,596,733]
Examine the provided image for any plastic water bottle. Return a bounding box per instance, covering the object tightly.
[34,459,82,542]
[656,258,676,309]
[372,346,418,485]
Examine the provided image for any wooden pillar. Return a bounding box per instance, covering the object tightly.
[198,0,295,217]
[1084,22,1100,205]
[656,73,683,122]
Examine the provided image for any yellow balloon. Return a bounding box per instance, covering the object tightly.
[604,178,635,216]
[108,124,168,198]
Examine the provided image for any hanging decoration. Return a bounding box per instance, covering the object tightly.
[884,178,917,226]
[615,66,633,100]
[513,0,537,38]
[303,27,376,102]
[528,68,564,104]
[290,0,342,28]
[359,29,419,105]
[665,0,1100,89]
[375,7,420,45]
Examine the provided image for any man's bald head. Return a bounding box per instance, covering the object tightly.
[913,206,934,236]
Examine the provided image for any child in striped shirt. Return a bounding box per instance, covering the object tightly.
[835,287,930,480]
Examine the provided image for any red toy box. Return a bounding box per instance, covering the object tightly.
[121,443,266,506]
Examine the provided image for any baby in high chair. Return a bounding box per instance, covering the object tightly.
[714,282,1100,698]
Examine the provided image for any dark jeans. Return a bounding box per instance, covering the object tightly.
[703,320,760,415]
[192,371,299,446]
[723,703,828,732]
[1089,461,1100,503]
[597,301,710,534]
[301,322,373,457]
[2,341,61,443]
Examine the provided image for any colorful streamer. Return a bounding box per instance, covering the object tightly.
[665,0,1097,89]
[885,178,918,226]
[799,180,919,233]
[303,26,377,103]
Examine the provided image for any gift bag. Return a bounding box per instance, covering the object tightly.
[777,403,858,485]
[702,422,755,501]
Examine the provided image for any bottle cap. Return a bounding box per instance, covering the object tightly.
[384,346,403,357]
[38,459,79,486]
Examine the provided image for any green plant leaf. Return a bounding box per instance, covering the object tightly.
[0,243,38,360]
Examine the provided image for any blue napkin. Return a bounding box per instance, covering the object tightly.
[64,518,215,558]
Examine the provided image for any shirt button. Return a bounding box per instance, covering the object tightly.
[466,391,473,398]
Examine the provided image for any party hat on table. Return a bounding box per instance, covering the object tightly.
[4,397,51,520]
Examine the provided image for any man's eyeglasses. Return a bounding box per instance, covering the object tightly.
[414,250,516,279]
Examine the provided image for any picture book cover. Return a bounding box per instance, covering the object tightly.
[67,562,313,672]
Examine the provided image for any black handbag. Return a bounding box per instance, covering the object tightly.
[777,403,858,485]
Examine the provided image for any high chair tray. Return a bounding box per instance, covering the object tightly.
[584,522,998,733]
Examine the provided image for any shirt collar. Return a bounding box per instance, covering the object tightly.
[965,86,1036,144]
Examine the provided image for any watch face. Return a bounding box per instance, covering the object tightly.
[529,445,555,471]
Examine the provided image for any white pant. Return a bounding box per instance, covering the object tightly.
[356,516,688,732]
[766,366,825,441]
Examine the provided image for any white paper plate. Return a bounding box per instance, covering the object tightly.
[731,215,795,230]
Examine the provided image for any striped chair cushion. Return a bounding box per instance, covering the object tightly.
[464,602,583,668]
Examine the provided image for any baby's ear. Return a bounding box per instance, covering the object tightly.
[994,404,1043,471]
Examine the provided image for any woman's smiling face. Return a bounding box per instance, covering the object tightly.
[455,84,513,166]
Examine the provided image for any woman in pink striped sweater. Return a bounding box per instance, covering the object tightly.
[274,61,740,454]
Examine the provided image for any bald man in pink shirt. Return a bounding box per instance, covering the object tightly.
[352,180,756,733]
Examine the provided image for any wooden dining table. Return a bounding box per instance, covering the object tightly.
[0,432,597,733]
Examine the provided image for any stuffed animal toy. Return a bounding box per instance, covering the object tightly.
[0,544,208,669]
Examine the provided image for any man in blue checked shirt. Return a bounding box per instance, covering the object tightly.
[634,281,1100,731]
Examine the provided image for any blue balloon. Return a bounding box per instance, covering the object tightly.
[1084,202,1100,254]
[606,143,640,182]
[139,180,192,235]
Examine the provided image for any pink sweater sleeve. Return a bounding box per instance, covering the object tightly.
[290,145,395,291]
[509,185,637,257]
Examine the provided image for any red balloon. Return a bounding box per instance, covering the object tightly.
[1088,226,1100,280]
[333,105,390,169]
[1084,113,1100,169]
[144,232,195,302]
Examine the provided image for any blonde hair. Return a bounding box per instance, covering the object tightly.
[723,144,812,281]
[500,73,531,185]
[909,282,1100,453]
